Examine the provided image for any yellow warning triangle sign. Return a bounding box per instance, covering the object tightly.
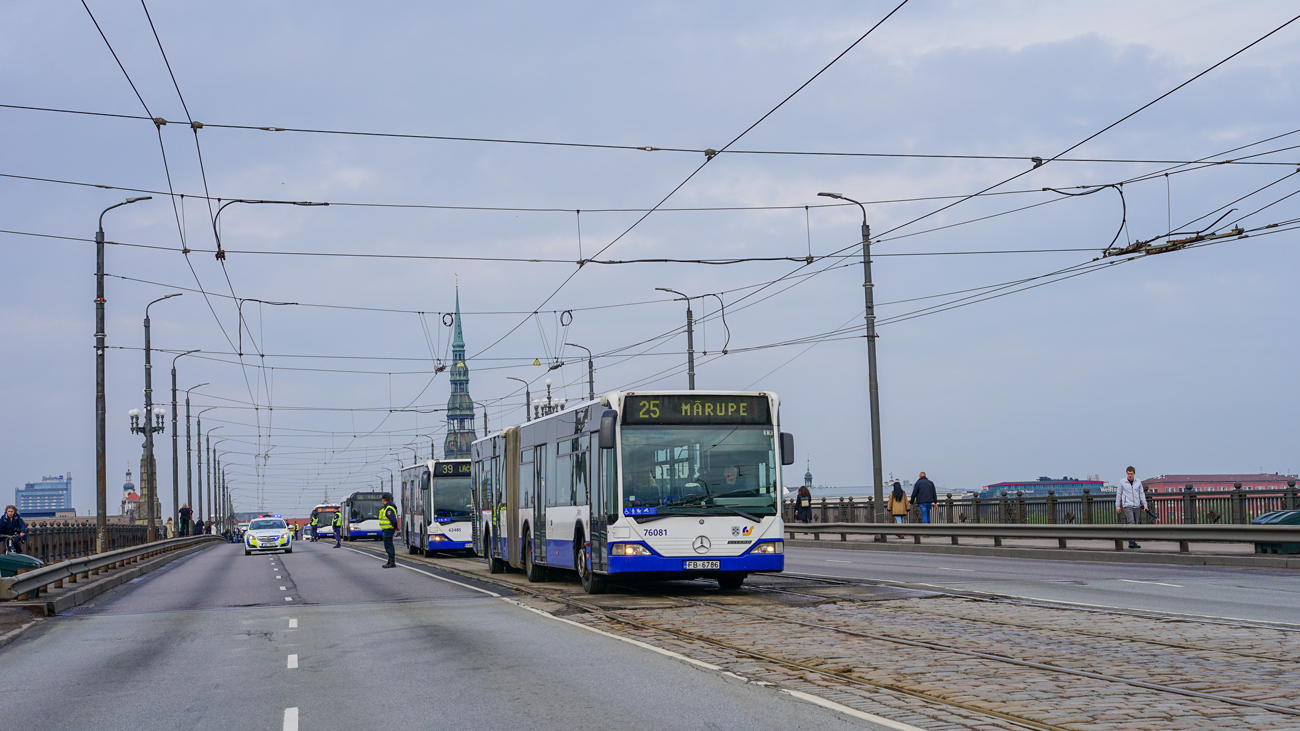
[533,358,542,366]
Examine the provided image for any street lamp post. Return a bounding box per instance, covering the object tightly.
[818,192,885,525]
[656,288,696,390]
[565,343,595,401]
[184,384,208,534]
[170,350,199,531]
[213,439,228,528]
[506,377,532,422]
[205,426,224,528]
[95,195,151,552]
[130,293,182,541]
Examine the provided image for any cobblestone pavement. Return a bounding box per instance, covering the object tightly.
[391,551,1300,730]
[561,590,1300,731]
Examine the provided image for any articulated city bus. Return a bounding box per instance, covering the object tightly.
[472,390,793,593]
[339,491,385,540]
[401,459,474,554]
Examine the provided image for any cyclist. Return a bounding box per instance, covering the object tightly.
[1,505,28,554]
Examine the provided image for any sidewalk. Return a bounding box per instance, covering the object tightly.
[783,530,1300,568]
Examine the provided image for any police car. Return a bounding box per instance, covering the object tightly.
[244,517,294,555]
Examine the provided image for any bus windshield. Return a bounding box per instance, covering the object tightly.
[347,495,384,522]
[620,425,778,519]
[431,475,473,520]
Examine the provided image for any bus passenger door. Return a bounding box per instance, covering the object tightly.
[533,444,548,566]
[591,445,615,572]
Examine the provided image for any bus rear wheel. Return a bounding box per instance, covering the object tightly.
[486,531,507,574]
[523,530,546,583]
[576,537,607,595]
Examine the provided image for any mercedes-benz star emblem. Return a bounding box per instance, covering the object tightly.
[692,536,711,553]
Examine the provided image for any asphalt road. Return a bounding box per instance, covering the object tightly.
[0,539,896,731]
[786,546,1300,624]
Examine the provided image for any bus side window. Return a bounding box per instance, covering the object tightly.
[601,446,617,521]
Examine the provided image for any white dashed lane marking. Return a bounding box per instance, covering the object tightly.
[287,654,298,669]
[283,707,298,731]
[288,618,298,628]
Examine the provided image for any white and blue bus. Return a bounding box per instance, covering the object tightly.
[401,459,475,555]
[339,491,385,540]
[309,503,340,540]
[472,390,793,593]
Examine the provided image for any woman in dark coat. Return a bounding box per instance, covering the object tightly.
[795,485,813,523]
[1,505,28,554]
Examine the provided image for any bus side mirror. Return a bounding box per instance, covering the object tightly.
[781,432,795,465]
[599,410,618,449]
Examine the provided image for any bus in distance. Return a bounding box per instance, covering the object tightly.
[472,390,793,593]
[401,459,474,555]
[309,503,340,540]
[339,491,385,540]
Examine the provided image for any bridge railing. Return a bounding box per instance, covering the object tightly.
[783,522,1300,553]
[5,521,152,563]
[0,534,221,601]
[784,481,1299,526]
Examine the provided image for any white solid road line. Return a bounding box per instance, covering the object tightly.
[1119,579,1184,588]
[500,597,722,671]
[824,559,854,564]
[936,567,975,572]
[502,597,926,731]
[287,654,298,669]
[783,689,928,731]
[288,618,298,628]
[283,707,298,731]
[340,546,500,597]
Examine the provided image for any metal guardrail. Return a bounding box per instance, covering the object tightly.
[0,534,221,601]
[785,482,1300,526]
[785,522,1300,552]
[8,521,151,563]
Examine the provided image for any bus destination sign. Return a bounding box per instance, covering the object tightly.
[435,462,472,476]
[623,395,770,426]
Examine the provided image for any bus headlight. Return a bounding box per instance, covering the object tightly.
[431,535,449,542]
[610,542,652,556]
[752,541,783,554]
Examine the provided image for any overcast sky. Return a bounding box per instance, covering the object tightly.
[3,1,1298,518]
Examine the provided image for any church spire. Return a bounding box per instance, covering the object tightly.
[443,286,476,459]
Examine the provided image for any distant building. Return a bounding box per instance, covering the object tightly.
[120,468,140,520]
[1142,473,1298,494]
[15,473,72,514]
[980,476,1103,498]
[443,290,477,460]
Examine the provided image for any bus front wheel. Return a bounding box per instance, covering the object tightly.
[576,537,607,595]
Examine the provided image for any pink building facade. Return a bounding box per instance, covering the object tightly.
[1142,473,1298,494]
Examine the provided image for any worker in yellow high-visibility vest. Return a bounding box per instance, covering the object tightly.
[379,493,399,568]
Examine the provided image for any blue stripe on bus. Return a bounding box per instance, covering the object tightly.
[545,538,578,569]
[608,552,783,573]
[427,540,472,550]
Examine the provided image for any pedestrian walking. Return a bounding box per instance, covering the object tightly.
[333,510,343,548]
[888,481,909,538]
[378,493,399,568]
[1,505,27,554]
[910,472,937,524]
[179,504,192,536]
[795,484,813,523]
[1117,466,1147,549]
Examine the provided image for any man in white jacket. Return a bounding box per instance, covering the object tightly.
[1117,466,1147,549]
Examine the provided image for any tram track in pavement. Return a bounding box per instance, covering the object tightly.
[749,573,1300,664]
[352,544,1300,730]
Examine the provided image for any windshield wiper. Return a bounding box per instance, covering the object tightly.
[714,505,762,523]
[676,489,754,507]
